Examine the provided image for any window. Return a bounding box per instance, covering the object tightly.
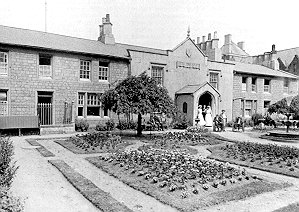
[0,52,8,76]
[151,65,164,85]
[0,90,8,116]
[264,79,271,93]
[242,77,247,91]
[99,62,109,81]
[284,79,289,94]
[183,102,187,113]
[39,54,52,78]
[77,93,84,116]
[87,93,100,116]
[252,77,257,92]
[264,101,270,114]
[245,100,252,117]
[80,60,91,80]
[209,72,219,89]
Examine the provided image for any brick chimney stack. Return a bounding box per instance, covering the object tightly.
[98,14,115,45]
[237,41,245,51]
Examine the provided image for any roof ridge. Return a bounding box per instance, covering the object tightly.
[277,47,299,52]
[116,42,168,52]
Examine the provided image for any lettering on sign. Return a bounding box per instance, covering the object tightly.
[176,61,200,69]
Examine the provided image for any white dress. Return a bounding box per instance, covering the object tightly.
[205,108,213,127]
[197,108,206,126]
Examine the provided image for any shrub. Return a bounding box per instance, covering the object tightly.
[95,122,107,131]
[268,98,289,114]
[243,118,253,127]
[0,186,24,212]
[290,95,299,119]
[251,113,263,126]
[75,119,89,132]
[171,111,191,129]
[0,137,18,188]
[105,119,115,131]
[116,120,137,130]
[186,126,208,133]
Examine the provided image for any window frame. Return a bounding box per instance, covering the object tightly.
[242,76,247,92]
[79,60,91,80]
[151,65,164,86]
[0,51,8,76]
[0,90,8,116]
[39,54,52,78]
[209,72,219,89]
[264,79,271,93]
[283,78,289,94]
[251,77,257,92]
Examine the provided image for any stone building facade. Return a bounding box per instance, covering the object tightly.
[0,14,298,132]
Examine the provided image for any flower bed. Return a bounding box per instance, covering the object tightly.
[208,142,299,178]
[55,132,134,154]
[87,148,289,212]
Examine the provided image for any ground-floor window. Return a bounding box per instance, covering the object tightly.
[241,99,257,117]
[77,92,108,118]
[264,101,271,114]
[0,90,8,116]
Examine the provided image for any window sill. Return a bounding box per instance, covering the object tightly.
[39,76,52,80]
[98,80,109,83]
[0,74,8,77]
[79,78,91,82]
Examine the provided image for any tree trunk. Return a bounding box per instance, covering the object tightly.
[137,113,142,136]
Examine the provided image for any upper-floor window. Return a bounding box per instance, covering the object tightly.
[264,79,271,93]
[0,90,8,116]
[151,65,164,86]
[252,77,257,92]
[99,62,109,81]
[209,72,219,89]
[242,77,247,91]
[0,52,8,76]
[39,54,52,78]
[283,78,289,94]
[80,60,91,80]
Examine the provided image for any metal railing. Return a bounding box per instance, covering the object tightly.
[37,103,52,125]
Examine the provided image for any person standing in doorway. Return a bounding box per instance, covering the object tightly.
[205,106,213,127]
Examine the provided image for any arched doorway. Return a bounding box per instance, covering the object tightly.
[198,92,213,108]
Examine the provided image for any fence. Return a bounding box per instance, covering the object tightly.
[37,103,52,125]
[63,102,73,124]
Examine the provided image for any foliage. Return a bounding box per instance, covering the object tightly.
[0,186,24,212]
[68,132,122,151]
[186,126,208,133]
[251,113,263,126]
[75,119,89,132]
[116,120,137,130]
[243,118,253,127]
[0,137,18,188]
[290,95,299,119]
[145,115,163,131]
[101,73,175,135]
[95,120,116,131]
[268,98,290,114]
[105,119,115,131]
[171,110,191,129]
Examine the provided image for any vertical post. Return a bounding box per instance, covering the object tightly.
[64,102,67,124]
[71,101,74,124]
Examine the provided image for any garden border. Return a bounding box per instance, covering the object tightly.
[26,139,55,157]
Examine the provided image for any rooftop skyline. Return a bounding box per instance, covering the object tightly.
[0,0,298,55]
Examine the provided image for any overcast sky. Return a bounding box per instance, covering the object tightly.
[0,0,298,55]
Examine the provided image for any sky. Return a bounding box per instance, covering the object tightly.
[0,0,298,55]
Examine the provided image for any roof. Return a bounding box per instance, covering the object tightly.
[234,62,298,79]
[0,25,130,59]
[276,47,299,67]
[176,82,220,95]
[116,43,168,55]
[221,42,249,57]
[172,37,206,57]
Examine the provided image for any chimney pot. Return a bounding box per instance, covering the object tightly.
[202,36,206,42]
[106,14,110,23]
[272,44,276,52]
[237,41,245,50]
[213,31,218,39]
[197,37,200,44]
[224,34,232,44]
[208,33,211,40]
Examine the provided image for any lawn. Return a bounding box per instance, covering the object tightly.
[86,148,290,212]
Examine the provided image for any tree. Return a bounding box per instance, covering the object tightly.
[268,98,290,114]
[101,72,175,136]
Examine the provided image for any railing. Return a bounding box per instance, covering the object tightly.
[37,103,52,125]
[39,65,52,77]
[0,101,8,116]
[63,102,73,124]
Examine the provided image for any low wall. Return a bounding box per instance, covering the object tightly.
[40,124,75,135]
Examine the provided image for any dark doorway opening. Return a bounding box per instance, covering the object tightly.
[198,92,212,108]
[37,91,53,125]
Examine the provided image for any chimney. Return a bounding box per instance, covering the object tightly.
[208,33,212,40]
[213,31,218,39]
[196,37,200,44]
[271,44,276,53]
[98,14,115,45]
[224,34,232,44]
[202,36,206,43]
[237,41,245,50]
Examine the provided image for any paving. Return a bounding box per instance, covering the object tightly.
[9,128,299,212]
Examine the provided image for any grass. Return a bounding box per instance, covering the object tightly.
[273,202,299,212]
[207,145,299,179]
[54,138,135,154]
[26,139,55,157]
[49,159,133,212]
[86,156,290,212]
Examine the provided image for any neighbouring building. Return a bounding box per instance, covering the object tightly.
[0,14,298,133]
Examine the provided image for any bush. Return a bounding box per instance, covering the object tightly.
[0,137,18,188]
[268,98,289,114]
[75,119,89,132]
[116,120,137,130]
[0,186,24,212]
[243,118,254,127]
[186,126,208,133]
[171,111,191,129]
[290,95,299,119]
[105,119,115,131]
[251,113,263,126]
[95,122,107,131]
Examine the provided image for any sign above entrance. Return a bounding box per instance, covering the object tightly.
[176,61,200,70]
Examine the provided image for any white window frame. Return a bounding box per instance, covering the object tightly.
[39,55,52,78]
[80,60,91,80]
[264,79,271,93]
[77,93,85,117]
[209,72,219,89]
[283,79,289,94]
[242,77,247,92]
[0,90,8,116]
[0,52,8,76]
[87,93,101,117]
[151,65,164,86]
[244,100,252,117]
[252,78,257,92]
[99,66,108,81]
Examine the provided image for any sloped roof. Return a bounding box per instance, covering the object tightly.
[234,62,298,79]
[116,43,168,55]
[221,42,249,57]
[276,47,299,67]
[172,37,206,57]
[176,82,220,95]
[0,25,130,59]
